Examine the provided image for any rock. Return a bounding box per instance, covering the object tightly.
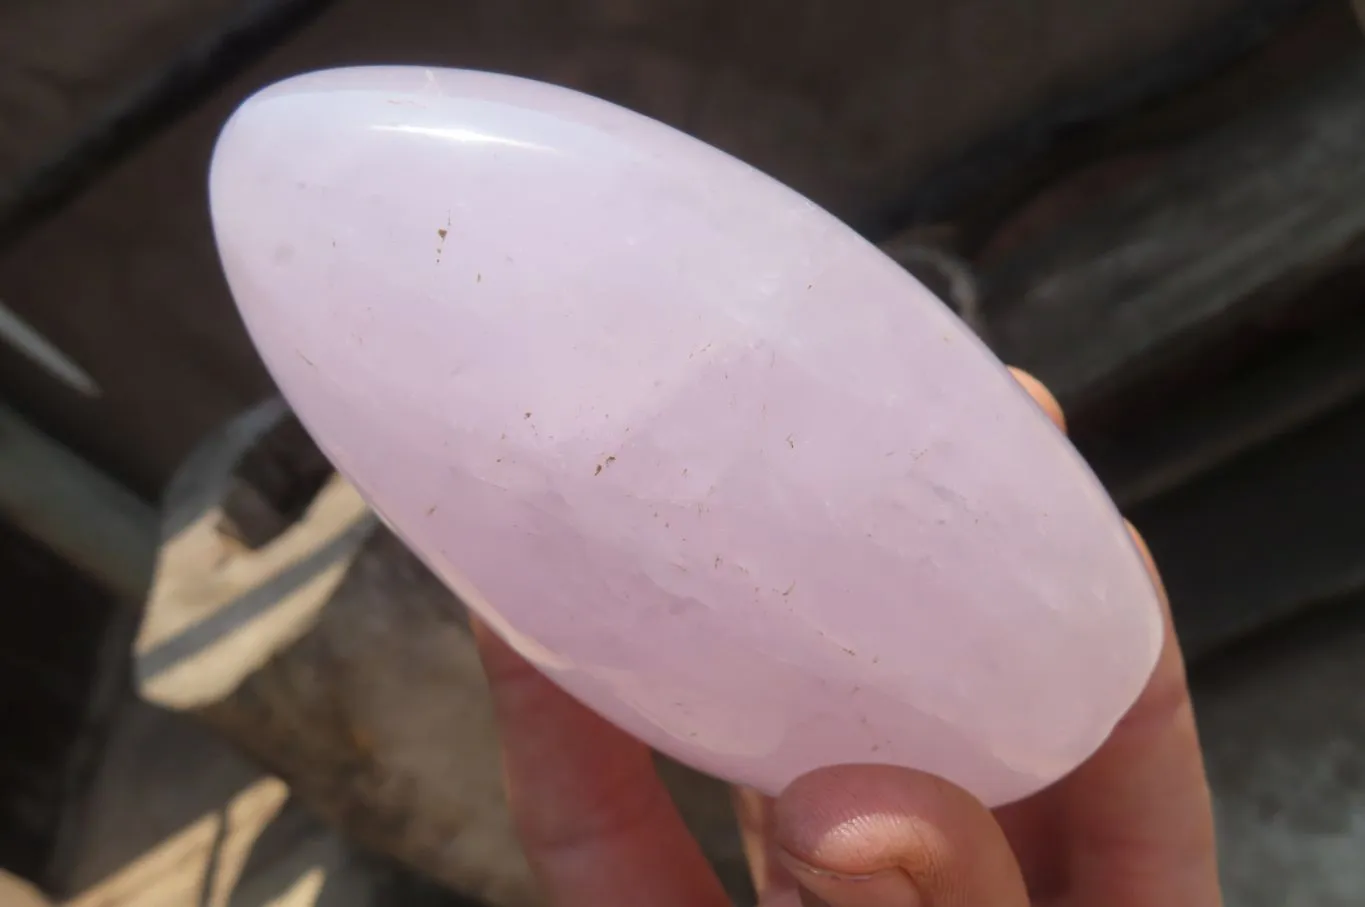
[208,67,1161,806]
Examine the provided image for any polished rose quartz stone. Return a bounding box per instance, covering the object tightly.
[208,66,1162,806]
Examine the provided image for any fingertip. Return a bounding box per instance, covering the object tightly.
[774,765,1028,907]
[1008,367,1066,433]
[775,765,952,876]
[1124,519,1166,597]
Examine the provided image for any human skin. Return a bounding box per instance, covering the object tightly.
[472,368,1222,907]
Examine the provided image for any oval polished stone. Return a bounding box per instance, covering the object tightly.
[208,66,1163,806]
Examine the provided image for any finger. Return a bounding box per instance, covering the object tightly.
[774,764,1031,907]
[1009,366,1066,432]
[1052,524,1221,907]
[472,617,730,907]
[986,374,1219,905]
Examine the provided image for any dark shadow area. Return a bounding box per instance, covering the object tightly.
[0,513,143,892]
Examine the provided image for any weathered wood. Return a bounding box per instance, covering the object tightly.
[955,56,1365,654]
[135,403,751,906]
[0,0,1249,497]
[138,401,373,713]
[984,55,1365,425]
[1080,284,1365,508]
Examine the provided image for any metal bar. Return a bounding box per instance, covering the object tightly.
[0,404,157,601]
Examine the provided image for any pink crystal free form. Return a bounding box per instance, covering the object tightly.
[208,66,1163,806]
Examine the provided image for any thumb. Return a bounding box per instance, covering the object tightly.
[772,765,1030,907]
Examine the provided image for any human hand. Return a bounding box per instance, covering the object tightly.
[472,370,1222,906]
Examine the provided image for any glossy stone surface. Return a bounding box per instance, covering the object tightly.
[208,66,1163,806]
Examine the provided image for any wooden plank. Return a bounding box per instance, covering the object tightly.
[948,39,1365,654]
[984,55,1365,420]
[0,0,1246,496]
[1081,287,1365,507]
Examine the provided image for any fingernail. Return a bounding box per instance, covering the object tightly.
[778,851,923,907]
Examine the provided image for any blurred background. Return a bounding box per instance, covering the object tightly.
[2,1,1365,905]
